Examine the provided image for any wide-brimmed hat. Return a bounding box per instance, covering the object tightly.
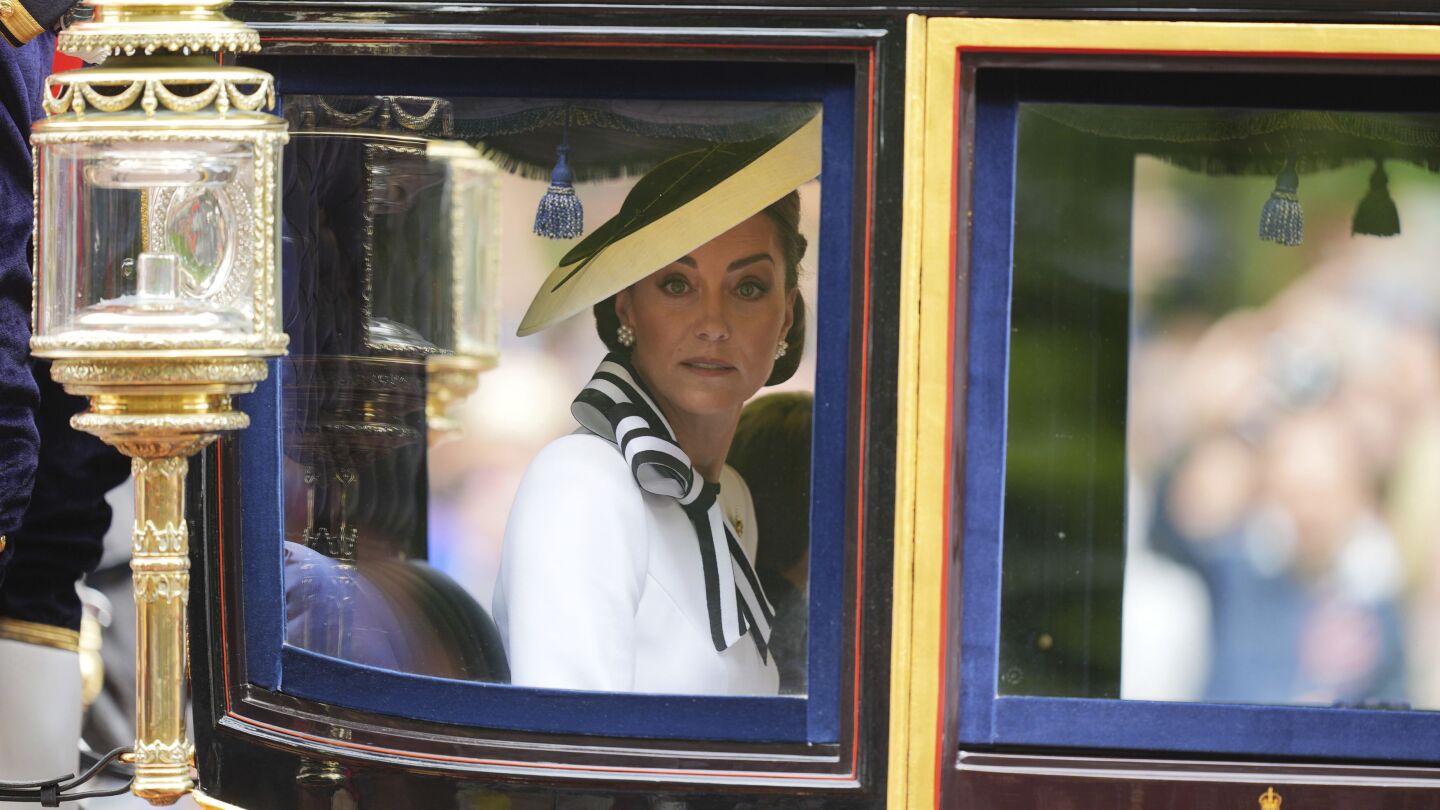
[517,113,821,336]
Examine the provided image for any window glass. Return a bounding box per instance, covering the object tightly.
[278,96,821,697]
[1002,103,1440,711]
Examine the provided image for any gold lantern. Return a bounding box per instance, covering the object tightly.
[28,0,287,803]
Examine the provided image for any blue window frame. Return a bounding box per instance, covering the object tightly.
[233,57,858,744]
[958,67,1440,762]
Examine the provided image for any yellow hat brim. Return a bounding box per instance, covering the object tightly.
[517,114,822,337]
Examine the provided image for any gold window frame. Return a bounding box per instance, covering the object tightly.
[889,16,1440,809]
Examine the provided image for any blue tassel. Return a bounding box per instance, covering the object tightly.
[1259,157,1303,247]
[534,141,584,239]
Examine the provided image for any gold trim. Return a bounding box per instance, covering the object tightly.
[895,16,1440,809]
[51,357,269,386]
[0,616,81,652]
[57,0,260,57]
[927,17,1440,56]
[43,68,277,119]
[889,15,929,810]
[0,0,46,45]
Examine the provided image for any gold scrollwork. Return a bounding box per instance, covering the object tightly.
[58,29,259,58]
[132,519,187,556]
[51,358,268,386]
[133,572,190,605]
[227,81,274,113]
[152,79,221,114]
[135,455,188,480]
[132,739,193,765]
[44,74,275,119]
[77,80,144,114]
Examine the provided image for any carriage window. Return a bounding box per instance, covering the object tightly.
[275,96,824,701]
[1000,103,1440,712]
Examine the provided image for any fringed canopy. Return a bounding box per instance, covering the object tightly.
[1032,106,1440,176]
[285,95,822,182]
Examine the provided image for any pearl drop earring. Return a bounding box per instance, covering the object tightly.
[775,339,788,360]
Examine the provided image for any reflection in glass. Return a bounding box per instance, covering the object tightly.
[1003,103,1440,711]
[279,128,507,682]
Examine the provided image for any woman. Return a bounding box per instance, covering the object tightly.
[493,115,820,695]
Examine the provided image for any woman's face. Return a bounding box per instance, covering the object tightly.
[616,213,796,423]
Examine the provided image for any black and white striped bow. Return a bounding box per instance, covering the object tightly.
[572,354,775,662]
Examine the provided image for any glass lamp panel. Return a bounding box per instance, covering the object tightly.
[34,138,259,342]
[366,142,451,354]
[456,163,501,363]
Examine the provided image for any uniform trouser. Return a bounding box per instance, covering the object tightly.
[0,363,127,799]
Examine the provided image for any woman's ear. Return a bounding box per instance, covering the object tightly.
[614,288,633,330]
[782,286,798,336]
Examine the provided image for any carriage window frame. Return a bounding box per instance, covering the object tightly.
[224,53,866,748]
[927,23,1440,765]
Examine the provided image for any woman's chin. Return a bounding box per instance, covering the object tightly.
[664,383,754,420]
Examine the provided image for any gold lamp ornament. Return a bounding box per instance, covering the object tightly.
[29,0,287,803]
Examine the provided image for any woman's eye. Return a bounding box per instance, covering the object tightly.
[736,280,767,299]
[660,276,690,295]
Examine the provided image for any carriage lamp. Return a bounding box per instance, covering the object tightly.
[28,0,286,802]
[424,140,500,438]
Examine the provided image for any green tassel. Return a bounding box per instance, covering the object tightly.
[1352,159,1400,237]
[1259,157,1303,247]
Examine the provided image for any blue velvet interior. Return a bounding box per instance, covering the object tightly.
[959,71,1440,763]
[283,645,807,742]
[235,358,285,690]
[805,78,855,745]
[236,56,858,744]
[993,696,1440,761]
[957,86,1017,746]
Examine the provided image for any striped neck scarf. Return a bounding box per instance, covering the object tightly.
[572,354,775,662]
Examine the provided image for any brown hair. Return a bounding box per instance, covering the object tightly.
[592,190,808,386]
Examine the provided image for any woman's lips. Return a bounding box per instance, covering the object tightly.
[681,358,737,375]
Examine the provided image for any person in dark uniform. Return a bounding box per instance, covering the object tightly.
[0,3,129,794]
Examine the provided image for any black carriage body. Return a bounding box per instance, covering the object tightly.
[186,2,1440,807]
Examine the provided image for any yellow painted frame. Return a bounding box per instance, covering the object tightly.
[888,15,1440,809]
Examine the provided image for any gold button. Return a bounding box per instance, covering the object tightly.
[0,535,7,553]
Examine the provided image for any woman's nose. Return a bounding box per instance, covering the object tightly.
[694,288,731,342]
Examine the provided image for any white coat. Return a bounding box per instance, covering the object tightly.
[493,431,779,695]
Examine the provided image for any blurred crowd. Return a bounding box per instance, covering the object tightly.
[1124,158,1440,710]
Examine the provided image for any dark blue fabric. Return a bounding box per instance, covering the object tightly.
[0,33,128,631]
[993,696,1440,762]
[236,360,284,689]
[281,644,807,742]
[0,32,52,557]
[806,78,854,743]
[0,359,126,631]
[957,83,1018,746]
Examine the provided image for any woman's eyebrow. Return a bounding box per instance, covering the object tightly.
[727,253,775,272]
